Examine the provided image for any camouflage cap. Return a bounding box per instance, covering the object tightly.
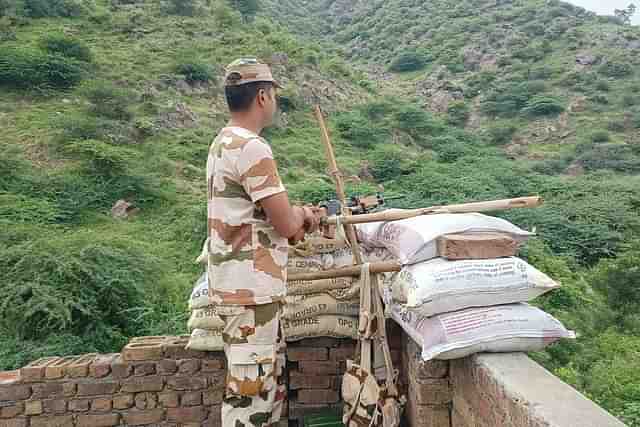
[224,58,282,89]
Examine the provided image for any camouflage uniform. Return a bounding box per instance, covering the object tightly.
[207,59,288,427]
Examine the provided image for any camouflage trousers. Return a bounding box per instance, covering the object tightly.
[218,303,287,427]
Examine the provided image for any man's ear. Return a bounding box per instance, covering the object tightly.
[256,88,267,108]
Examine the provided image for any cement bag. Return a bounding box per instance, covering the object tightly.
[284,294,359,320]
[186,328,224,351]
[188,305,225,331]
[393,257,559,315]
[288,247,395,274]
[290,236,350,257]
[287,277,355,296]
[282,315,359,341]
[356,213,532,265]
[189,272,209,310]
[391,303,575,361]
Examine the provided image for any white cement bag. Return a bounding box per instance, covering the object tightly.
[284,294,359,320]
[186,328,224,351]
[393,257,559,315]
[287,277,355,296]
[290,236,350,257]
[391,303,575,361]
[356,213,532,265]
[189,272,209,310]
[288,247,395,274]
[282,315,359,341]
[188,305,225,331]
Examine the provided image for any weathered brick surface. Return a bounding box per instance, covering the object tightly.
[21,358,60,382]
[112,394,134,410]
[32,384,64,400]
[76,382,118,396]
[30,415,74,427]
[202,389,223,406]
[110,356,133,379]
[76,413,120,427]
[181,391,202,407]
[121,376,164,393]
[134,393,158,410]
[68,399,90,412]
[158,392,179,408]
[24,401,43,416]
[157,360,177,375]
[123,409,165,426]
[44,357,77,380]
[328,346,356,361]
[0,402,24,418]
[91,397,112,412]
[167,406,207,423]
[289,371,331,390]
[0,385,31,402]
[67,354,97,378]
[133,362,156,377]
[298,361,340,375]
[201,359,225,372]
[178,359,201,375]
[167,376,207,391]
[0,419,28,427]
[42,400,67,414]
[89,354,118,379]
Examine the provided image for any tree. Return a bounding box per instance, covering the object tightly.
[614,3,637,25]
[228,0,258,23]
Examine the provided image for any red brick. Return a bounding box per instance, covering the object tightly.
[290,338,339,347]
[297,389,339,404]
[0,371,20,387]
[111,356,133,379]
[63,383,76,397]
[123,341,164,362]
[113,394,134,410]
[0,419,28,427]
[0,385,30,401]
[203,389,223,406]
[30,416,74,427]
[204,373,225,390]
[121,376,164,393]
[91,397,112,412]
[298,361,340,375]
[44,356,78,380]
[181,391,202,406]
[287,347,328,361]
[167,406,207,423]
[406,402,450,427]
[0,402,24,418]
[42,399,66,414]
[122,409,165,426]
[157,360,178,374]
[135,392,158,410]
[32,384,64,399]
[24,400,43,415]
[162,337,207,360]
[77,381,118,396]
[167,376,207,391]
[178,359,201,375]
[201,359,225,372]
[76,414,120,427]
[158,392,179,408]
[21,357,60,382]
[67,354,97,378]
[134,362,156,376]
[328,346,356,361]
[68,399,90,412]
[90,354,118,378]
[289,372,331,390]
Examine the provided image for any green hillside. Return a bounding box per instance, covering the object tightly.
[1,0,640,424]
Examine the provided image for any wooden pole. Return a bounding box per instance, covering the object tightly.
[324,196,543,225]
[287,261,402,282]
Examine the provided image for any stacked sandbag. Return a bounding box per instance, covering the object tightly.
[186,272,225,351]
[362,212,575,361]
[283,236,395,342]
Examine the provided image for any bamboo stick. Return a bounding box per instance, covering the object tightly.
[324,196,543,225]
[287,261,402,282]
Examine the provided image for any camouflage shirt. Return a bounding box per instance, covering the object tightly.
[207,126,289,306]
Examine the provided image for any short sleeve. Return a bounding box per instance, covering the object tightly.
[236,138,286,203]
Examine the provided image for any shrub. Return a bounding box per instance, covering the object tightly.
[623,95,637,107]
[596,80,610,91]
[60,139,138,175]
[0,232,155,340]
[0,47,85,89]
[40,34,92,62]
[368,145,414,181]
[599,61,633,78]
[174,61,212,84]
[389,50,429,72]
[608,120,626,133]
[523,95,565,116]
[165,0,197,16]
[336,111,387,148]
[447,101,470,127]
[578,143,640,173]
[590,130,610,143]
[82,81,134,121]
[393,104,445,140]
[487,124,517,145]
[23,0,87,18]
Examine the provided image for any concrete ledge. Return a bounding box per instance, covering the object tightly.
[450,352,626,427]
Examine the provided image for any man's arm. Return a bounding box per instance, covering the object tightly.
[260,192,318,239]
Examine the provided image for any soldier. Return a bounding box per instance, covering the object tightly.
[207,58,321,427]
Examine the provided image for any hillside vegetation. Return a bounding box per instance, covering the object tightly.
[1,0,640,425]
